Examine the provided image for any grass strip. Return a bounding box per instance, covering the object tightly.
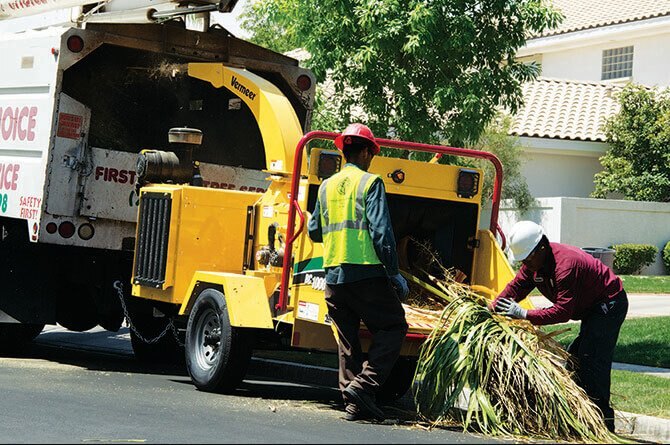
[543,316,670,368]
[619,275,670,294]
[612,370,670,419]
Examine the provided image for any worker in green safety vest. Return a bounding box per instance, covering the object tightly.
[308,123,409,422]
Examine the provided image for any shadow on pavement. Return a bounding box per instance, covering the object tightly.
[3,339,189,377]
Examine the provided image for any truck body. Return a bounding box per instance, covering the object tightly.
[0,4,316,343]
[130,63,528,397]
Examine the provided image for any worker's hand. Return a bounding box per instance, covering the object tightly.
[495,298,527,319]
[390,273,409,301]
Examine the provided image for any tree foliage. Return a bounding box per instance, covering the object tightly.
[593,84,670,202]
[241,0,562,145]
[464,114,534,213]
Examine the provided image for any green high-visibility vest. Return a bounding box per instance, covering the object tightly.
[319,165,382,268]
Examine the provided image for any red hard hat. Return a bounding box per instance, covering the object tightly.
[334,123,380,155]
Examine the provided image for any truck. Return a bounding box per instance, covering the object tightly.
[0,0,316,358]
[129,61,530,399]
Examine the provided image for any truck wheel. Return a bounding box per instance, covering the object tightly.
[377,357,417,403]
[0,323,45,353]
[129,313,184,364]
[185,288,252,393]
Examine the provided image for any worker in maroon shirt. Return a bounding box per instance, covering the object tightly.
[492,221,628,433]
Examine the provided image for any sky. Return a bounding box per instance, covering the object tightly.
[212,0,251,39]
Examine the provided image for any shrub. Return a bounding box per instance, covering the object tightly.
[663,241,670,274]
[611,244,659,275]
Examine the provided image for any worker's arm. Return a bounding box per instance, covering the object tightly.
[491,265,536,309]
[307,194,323,243]
[365,178,399,276]
[525,268,579,325]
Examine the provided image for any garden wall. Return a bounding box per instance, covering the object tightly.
[482,197,670,275]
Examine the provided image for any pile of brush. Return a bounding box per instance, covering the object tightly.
[403,245,620,443]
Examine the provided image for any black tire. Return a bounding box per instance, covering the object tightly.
[0,323,45,353]
[56,283,98,332]
[377,357,418,403]
[129,312,184,364]
[185,288,252,393]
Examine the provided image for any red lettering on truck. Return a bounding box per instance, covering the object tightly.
[95,166,137,185]
[0,106,38,142]
[2,1,50,13]
[0,163,20,190]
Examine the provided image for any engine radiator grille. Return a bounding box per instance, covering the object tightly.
[134,192,172,288]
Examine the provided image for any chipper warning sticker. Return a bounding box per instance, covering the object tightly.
[297,301,320,322]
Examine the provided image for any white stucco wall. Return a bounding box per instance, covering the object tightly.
[538,33,670,87]
[521,150,603,198]
[486,197,670,275]
[516,137,608,198]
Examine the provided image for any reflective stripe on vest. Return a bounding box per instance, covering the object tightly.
[318,165,382,267]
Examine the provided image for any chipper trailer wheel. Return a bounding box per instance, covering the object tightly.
[185,288,252,393]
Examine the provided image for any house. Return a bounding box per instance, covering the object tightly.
[511,0,670,199]
[519,0,670,88]
[509,78,620,198]
[497,0,670,274]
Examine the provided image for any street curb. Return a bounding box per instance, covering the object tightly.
[616,411,670,444]
[249,358,670,443]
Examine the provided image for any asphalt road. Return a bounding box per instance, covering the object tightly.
[0,329,496,444]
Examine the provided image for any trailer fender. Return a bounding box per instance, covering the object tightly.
[179,272,273,329]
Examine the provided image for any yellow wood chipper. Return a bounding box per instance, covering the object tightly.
[130,62,530,399]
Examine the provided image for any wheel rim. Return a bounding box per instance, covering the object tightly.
[193,308,222,371]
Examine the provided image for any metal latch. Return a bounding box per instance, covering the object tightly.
[467,236,480,250]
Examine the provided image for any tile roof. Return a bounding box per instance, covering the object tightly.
[509,78,622,142]
[538,0,670,37]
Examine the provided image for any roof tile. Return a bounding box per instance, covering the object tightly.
[509,78,622,142]
[538,0,670,37]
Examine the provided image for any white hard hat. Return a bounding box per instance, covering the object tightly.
[508,221,545,262]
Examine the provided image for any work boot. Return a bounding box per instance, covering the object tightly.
[343,385,385,422]
[343,404,362,422]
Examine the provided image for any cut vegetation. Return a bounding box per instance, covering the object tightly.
[408,267,618,443]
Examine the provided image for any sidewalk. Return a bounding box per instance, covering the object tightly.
[530,293,670,317]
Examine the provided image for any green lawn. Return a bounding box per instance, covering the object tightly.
[620,275,670,294]
[612,370,670,419]
[543,316,670,368]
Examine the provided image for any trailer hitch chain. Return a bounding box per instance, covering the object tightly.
[113,280,183,346]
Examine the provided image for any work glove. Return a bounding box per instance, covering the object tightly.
[495,298,527,319]
[390,273,409,301]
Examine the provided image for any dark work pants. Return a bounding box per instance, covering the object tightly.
[567,290,628,431]
[325,277,408,403]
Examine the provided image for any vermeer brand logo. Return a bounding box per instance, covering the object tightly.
[231,76,257,101]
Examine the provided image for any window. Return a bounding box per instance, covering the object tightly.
[601,46,633,80]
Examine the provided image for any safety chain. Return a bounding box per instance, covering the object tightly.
[113,281,184,347]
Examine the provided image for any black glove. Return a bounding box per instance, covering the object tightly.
[390,273,410,302]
